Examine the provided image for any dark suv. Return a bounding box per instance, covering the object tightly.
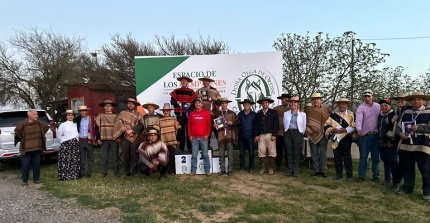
[0,110,60,160]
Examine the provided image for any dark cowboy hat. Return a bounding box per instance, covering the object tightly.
[142,102,159,110]
[378,98,391,105]
[239,99,255,105]
[198,76,215,82]
[257,97,274,104]
[99,99,117,107]
[177,76,193,82]
[127,98,141,106]
[277,93,292,99]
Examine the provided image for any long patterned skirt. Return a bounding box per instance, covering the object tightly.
[58,138,80,180]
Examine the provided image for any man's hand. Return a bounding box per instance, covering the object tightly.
[271,136,276,141]
[227,121,233,125]
[148,163,155,169]
[97,140,102,145]
[399,133,409,140]
[411,125,418,132]
[306,128,313,135]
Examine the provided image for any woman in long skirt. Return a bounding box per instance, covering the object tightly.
[57,109,80,180]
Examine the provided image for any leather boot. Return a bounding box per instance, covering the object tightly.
[268,157,275,175]
[259,157,265,175]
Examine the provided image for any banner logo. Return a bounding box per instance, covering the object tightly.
[231,69,280,111]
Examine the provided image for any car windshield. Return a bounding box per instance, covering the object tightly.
[0,111,49,127]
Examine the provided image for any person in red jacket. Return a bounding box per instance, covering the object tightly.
[188,98,212,176]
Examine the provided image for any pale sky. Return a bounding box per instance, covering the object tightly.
[1,0,429,76]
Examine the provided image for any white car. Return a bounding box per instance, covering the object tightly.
[0,110,60,161]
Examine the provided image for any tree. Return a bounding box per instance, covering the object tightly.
[273,31,388,108]
[0,28,86,109]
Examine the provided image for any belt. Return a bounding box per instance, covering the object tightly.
[79,137,88,140]
[367,131,378,135]
[287,129,299,132]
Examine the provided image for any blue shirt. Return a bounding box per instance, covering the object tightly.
[238,110,257,137]
[79,116,89,138]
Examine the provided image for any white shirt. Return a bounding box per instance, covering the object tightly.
[283,110,307,133]
[58,121,79,143]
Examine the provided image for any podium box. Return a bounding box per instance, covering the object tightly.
[175,150,212,174]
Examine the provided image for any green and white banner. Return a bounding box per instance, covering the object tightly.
[135,52,283,112]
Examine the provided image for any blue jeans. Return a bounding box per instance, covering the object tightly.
[358,134,380,179]
[239,135,255,170]
[379,145,396,182]
[191,137,211,173]
[21,150,41,183]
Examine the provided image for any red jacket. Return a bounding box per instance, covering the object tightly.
[188,108,211,138]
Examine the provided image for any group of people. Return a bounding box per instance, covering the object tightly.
[14,76,429,202]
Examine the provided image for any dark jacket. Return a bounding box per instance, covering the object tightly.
[378,110,396,147]
[255,108,279,136]
[238,110,257,137]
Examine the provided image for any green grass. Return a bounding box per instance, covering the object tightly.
[1,150,429,222]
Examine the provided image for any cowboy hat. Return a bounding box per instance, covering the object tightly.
[177,76,193,82]
[127,98,141,106]
[159,103,174,111]
[404,92,430,101]
[142,102,159,110]
[289,96,302,102]
[391,93,408,100]
[99,99,117,107]
[310,93,323,98]
[239,99,255,105]
[257,97,274,104]
[336,97,350,104]
[198,76,215,82]
[65,109,74,114]
[277,93,292,99]
[78,105,90,111]
[147,127,160,135]
[378,98,391,105]
[219,97,232,103]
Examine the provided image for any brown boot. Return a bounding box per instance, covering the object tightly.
[259,157,265,175]
[268,157,275,175]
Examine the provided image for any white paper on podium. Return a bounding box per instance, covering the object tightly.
[175,150,212,174]
[211,157,229,173]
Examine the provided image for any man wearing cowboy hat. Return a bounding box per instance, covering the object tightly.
[397,92,430,201]
[75,105,94,178]
[255,97,279,175]
[238,99,257,172]
[356,89,381,182]
[134,102,163,141]
[158,103,181,175]
[196,76,221,115]
[305,92,331,178]
[113,98,143,176]
[274,93,292,171]
[95,99,119,177]
[324,97,355,180]
[170,76,196,153]
[213,97,238,176]
[390,93,409,190]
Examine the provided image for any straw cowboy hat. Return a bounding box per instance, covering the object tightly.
[404,92,430,101]
[78,105,90,111]
[277,93,292,99]
[159,103,174,111]
[177,76,193,82]
[336,97,350,104]
[391,93,408,100]
[99,99,117,107]
[239,99,255,105]
[65,109,74,114]
[289,96,302,102]
[310,93,323,98]
[147,127,160,135]
[127,98,141,106]
[257,97,274,104]
[142,102,159,110]
[219,97,232,103]
[198,76,215,82]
